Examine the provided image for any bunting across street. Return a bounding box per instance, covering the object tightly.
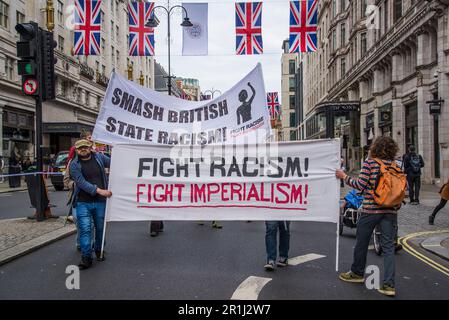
[235,2,263,55]
[73,0,102,56]
[267,92,281,120]
[289,0,318,53]
[128,1,155,56]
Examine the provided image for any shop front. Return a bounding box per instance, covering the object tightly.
[43,122,94,157]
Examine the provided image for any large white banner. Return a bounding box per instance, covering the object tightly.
[92,64,271,146]
[182,3,208,56]
[106,139,340,222]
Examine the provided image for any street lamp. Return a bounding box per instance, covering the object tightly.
[146,2,193,96]
[202,89,222,100]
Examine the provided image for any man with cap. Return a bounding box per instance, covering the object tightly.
[70,139,112,269]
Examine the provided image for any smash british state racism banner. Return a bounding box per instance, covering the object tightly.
[105,139,340,222]
[92,64,272,146]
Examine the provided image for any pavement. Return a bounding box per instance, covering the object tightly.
[0,178,448,268]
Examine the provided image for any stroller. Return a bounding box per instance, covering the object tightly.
[339,189,363,236]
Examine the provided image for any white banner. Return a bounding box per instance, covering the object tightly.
[92,64,271,146]
[106,139,340,222]
[182,3,208,56]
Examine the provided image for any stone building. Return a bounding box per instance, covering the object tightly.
[299,0,449,185]
[0,0,154,166]
[280,39,300,141]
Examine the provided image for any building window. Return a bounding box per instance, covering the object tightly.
[289,113,296,128]
[361,32,367,56]
[332,0,337,17]
[340,58,346,79]
[102,64,106,75]
[16,11,25,25]
[58,36,64,52]
[111,46,115,65]
[361,0,367,17]
[116,0,119,16]
[100,10,105,29]
[116,26,119,42]
[394,0,402,22]
[5,57,14,80]
[290,130,297,141]
[289,60,296,74]
[289,95,296,110]
[0,1,9,29]
[95,61,100,72]
[289,77,296,92]
[340,0,346,12]
[111,21,114,40]
[57,1,64,24]
[340,23,346,46]
[101,37,105,52]
[333,29,337,51]
[116,50,120,65]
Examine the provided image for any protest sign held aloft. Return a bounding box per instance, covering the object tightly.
[92,64,272,146]
[106,139,340,222]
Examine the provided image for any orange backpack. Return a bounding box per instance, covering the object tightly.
[372,158,407,208]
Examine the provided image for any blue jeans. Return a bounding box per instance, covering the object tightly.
[351,213,396,287]
[265,221,290,263]
[76,201,106,259]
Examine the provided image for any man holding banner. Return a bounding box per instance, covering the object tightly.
[70,139,112,270]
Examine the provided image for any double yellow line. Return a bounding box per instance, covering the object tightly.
[399,230,449,277]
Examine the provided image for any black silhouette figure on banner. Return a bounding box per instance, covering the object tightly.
[236,82,256,125]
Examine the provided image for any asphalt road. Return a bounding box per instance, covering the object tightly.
[0,217,448,299]
[0,188,69,220]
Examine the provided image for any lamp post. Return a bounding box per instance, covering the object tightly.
[203,89,222,100]
[145,0,192,96]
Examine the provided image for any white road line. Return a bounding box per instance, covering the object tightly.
[231,253,326,300]
[288,253,326,266]
[231,276,272,300]
[368,245,375,250]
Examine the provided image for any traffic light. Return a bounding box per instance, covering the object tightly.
[16,22,40,97]
[41,30,57,101]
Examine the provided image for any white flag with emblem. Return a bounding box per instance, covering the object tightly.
[182,3,208,56]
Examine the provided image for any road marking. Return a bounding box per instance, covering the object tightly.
[288,253,326,266]
[231,253,326,300]
[399,230,449,277]
[231,276,272,300]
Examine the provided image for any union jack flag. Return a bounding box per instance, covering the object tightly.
[267,92,281,120]
[235,2,263,55]
[128,1,155,56]
[74,0,102,56]
[289,0,318,53]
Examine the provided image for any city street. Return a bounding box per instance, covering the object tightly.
[0,191,448,300]
[1,0,449,305]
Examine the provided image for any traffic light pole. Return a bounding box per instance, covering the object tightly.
[35,94,44,221]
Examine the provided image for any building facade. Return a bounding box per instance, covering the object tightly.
[300,0,449,185]
[0,0,154,166]
[280,39,300,141]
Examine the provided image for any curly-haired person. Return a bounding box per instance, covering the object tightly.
[336,136,400,297]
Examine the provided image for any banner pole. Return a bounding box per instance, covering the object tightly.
[336,221,340,272]
[100,198,110,260]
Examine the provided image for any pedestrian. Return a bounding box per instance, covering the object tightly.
[149,220,164,237]
[336,136,401,297]
[403,145,424,205]
[264,221,290,271]
[429,178,449,225]
[70,139,112,269]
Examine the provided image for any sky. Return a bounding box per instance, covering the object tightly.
[151,0,291,101]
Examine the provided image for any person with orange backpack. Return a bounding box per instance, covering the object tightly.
[336,136,406,297]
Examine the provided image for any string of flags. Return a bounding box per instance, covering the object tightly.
[267,92,282,120]
[73,0,318,57]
